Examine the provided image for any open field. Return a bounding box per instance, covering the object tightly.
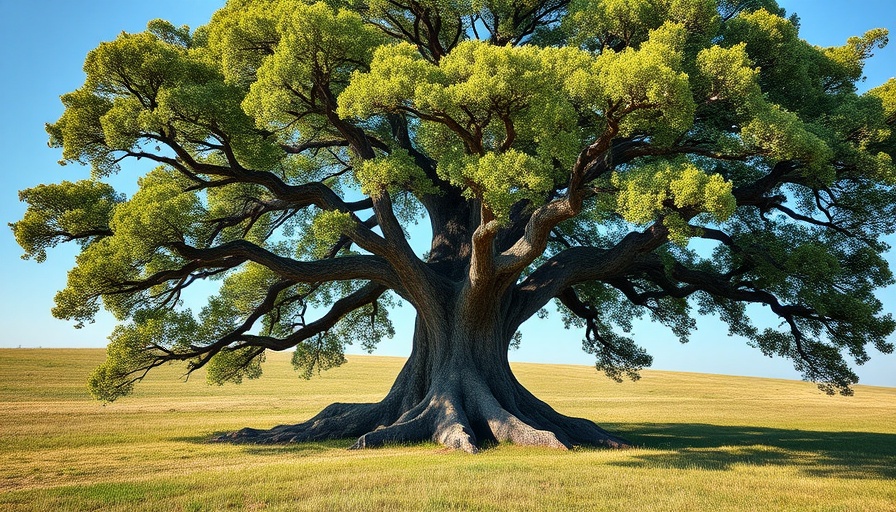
[1,349,894,511]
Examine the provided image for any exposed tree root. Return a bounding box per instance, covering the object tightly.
[213,375,631,453]
[213,401,390,444]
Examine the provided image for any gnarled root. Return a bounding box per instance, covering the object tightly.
[213,379,631,453]
[350,390,480,452]
[212,401,389,444]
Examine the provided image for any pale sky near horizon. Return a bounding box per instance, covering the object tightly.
[1,1,894,388]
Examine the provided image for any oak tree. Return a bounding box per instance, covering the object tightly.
[12,0,896,452]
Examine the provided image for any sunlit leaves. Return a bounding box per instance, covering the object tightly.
[207,0,281,86]
[241,1,382,136]
[721,9,888,118]
[147,18,194,48]
[695,43,760,104]
[88,309,201,402]
[11,181,122,262]
[46,19,284,177]
[111,169,205,250]
[52,168,204,326]
[741,105,833,180]
[340,39,573,130]
[337,43,438,119]
[356,150,438,198]
[565,0,718,52]
[867,79,896,164]
[723,8,807,109]
[433,40,558,116]
[592,22,696,139]
[612,161,735,243]
[445,149,555,221]
[340,39,583,220]
[869,78,896,119]
[819,28,889,95]
[45,89,114,176]
[341,34,697,220]
[20,0,896,399]
[310,210,355,257]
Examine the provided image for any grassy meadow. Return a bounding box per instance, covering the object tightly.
[0,348,894,511]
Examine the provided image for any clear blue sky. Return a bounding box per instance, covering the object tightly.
[1,1,894,387]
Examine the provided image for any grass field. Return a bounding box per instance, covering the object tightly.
[0,349,894,511]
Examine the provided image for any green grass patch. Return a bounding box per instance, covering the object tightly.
[1,349,894,511]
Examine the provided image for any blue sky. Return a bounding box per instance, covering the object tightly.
[1,1,894,387]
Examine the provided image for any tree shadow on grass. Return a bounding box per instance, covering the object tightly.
[603,423,896,480]
[172,433,350,456]
[176,425,895,478]
[238,441,344,456]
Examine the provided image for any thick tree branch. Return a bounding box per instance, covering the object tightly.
[237,282,388,351]
[109,256,246,297]
[303,79,444,302]
[114,282,389,388]
[280,139,350,153]
[192,282,388,371]
[493,136,638,281]
[169,240,403,291]
[510,223,670,327]
[130,133,393,260]
[507,152,807,326]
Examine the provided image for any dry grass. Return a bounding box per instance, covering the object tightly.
[1,349,894,511]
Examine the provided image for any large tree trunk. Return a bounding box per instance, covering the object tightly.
[215,296,631,453]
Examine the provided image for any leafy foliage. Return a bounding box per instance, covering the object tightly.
[13,0,896,400]
[10,181,121,263]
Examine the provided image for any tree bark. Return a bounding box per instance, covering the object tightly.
[215,292,631,453]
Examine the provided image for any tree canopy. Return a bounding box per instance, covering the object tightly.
[11,0,896,450]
